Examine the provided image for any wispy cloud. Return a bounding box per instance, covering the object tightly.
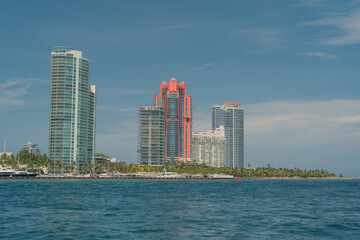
[145,22,231,32]
[193,63,213,71]
[330,115,360,123]
[96,119,138,162]
[302,8,360,46]
[232,28,283,49]
[97,105,137,114]
[193,108,212,133]
[244,99,360,174]
[98,88,153,96]
[246,100,360,135]
[0,78,47,110]
[295,0,327,7]
[296,52,337,59]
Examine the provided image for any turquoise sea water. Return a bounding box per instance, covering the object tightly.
[1,179,360,239]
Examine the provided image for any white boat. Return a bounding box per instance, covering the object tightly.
[157,171,181,178]
[0,167,37,177]
[208,174,234,179]
[12,169,37,177]
[0,166,14,177]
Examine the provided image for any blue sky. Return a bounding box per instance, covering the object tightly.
[0,0,359,176]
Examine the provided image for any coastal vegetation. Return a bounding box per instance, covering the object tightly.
[94,153,110,158]
[1,151,339,178]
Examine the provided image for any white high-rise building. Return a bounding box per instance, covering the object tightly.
[192,126,226,167]
[48,47,96,168]
[21,142,40,154]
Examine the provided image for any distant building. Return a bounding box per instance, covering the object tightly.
[95,156,111,163]
[192,126,226,167]
[109,158,126,164]
[138,106,166,166]
[212,102,244,168]
[48,46,96,168]
[154,78,192,162]
[21,142,40,154]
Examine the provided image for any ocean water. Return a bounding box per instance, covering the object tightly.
[1,179,360,239]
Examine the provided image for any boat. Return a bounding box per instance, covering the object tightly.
[157,171,181,178]
[1,164,38,177]
[11,169,38,177]
[208,174,234,179]
[0,166,15,177]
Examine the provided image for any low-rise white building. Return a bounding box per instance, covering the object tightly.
[192,126,226,167]
[21,142,40,154]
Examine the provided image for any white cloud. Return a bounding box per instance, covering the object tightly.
[96,119,138,162]
[243,99,360,175]
[246,99,360,136]
[98,88,153,95]
[97,105,137,114]
[144,22,231,32]
[193,63,213,71]
[302,8,360,46]
[232,28,283,49]
[295,0,327,7]
[330,116,360,123]
[296,52,337,59]
[193,109,212,133]
[0,78,47,110]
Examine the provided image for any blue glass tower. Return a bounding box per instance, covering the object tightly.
[212,102,244,168]
[48,47,96,170]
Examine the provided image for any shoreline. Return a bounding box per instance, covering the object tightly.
[0,176,353,180]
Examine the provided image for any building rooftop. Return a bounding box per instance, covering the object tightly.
[54,46,74,53]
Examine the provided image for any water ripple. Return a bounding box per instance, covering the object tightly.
[1,179,360,239]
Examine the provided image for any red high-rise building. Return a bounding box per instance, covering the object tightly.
[154,78,192,162]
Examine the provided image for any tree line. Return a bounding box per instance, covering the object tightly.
[1,150,339,178]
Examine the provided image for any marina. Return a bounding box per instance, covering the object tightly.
[0,175,235,180]
[0,169,235,180]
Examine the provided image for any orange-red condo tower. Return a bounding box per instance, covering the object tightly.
[154,78,192,163]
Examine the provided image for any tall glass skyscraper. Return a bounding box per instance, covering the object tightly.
[48,47,96,169]
[212,102,244,168]
[138,107,166,166]
[154,78,192,162]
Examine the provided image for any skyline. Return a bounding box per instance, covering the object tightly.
[0,0,359,176]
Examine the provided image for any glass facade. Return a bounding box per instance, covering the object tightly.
[212,106,224,131]
[154,79,192,163]
[138,107,166,166]
[21,142,40,154]
[212,103,244,168]
[48,46,96,168]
